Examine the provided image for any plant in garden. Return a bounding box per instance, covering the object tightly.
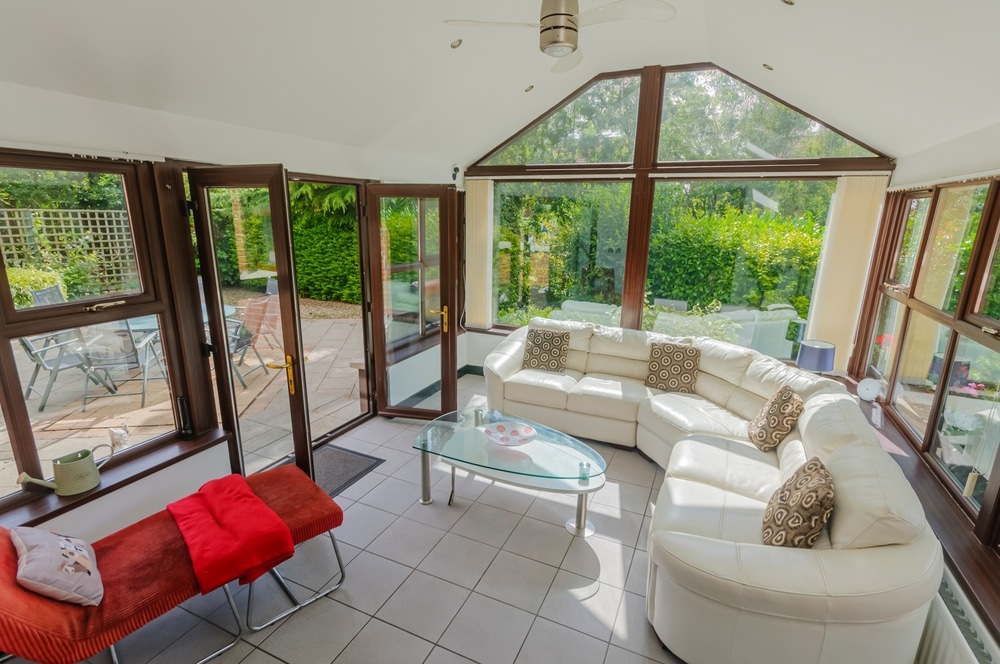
[6,267,63,309]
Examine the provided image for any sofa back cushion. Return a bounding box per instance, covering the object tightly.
[823,441,927,548]
[528,317,593,374]
[586,325,652,380]
[798,392,879,460]
[690,337,756,410]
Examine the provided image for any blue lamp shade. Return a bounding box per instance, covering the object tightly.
[797,340,835,372]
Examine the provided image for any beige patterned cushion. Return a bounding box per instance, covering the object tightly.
[747,385,804,452]
[523,328,570,372]
[762,457,835,548]
[645,342,699,393]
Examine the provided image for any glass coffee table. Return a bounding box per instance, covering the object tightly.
[413,407,607,537]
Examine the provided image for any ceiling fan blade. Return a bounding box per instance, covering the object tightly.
[578,0,677,27]
[551,48,584,74]
[444,19,538,29]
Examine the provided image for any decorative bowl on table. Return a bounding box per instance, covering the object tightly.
[482,422,536,446]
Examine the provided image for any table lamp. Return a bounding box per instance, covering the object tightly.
[797,340,835,373]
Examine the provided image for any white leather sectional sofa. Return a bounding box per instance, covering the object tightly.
[484,318,943,664]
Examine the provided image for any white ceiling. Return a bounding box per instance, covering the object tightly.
[0,0,997,178]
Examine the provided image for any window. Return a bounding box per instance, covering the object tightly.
[643,179,832,358]
[912,184,988,314]
[860,179,1000,526]
[470,65,888,335]
[481,75,641,166]
[379,197,441,345]
[0,155,184,507]
[492,181,631,327]
[657,69,877,162]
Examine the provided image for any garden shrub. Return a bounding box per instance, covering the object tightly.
[7,267,63,309]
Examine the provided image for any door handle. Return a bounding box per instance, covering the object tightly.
[265,355,296,395]
[429,305,448,334]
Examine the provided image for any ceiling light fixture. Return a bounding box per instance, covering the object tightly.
[450,39,463,49]
[525,85,535,92]
[763,63,774,70]
[780,0,795,5]
[539,0,579,58]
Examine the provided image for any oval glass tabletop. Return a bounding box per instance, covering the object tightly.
[413,407,606,480]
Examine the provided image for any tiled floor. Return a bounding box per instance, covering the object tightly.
[12,375,682,664]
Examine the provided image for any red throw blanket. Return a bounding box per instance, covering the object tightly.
[167,474,295,594]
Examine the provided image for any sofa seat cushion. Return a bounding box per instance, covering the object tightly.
[567,374,654,422]
[505,369,583,409]
[652,476,835,548]
[667,435,782,503]
[640,392,749,442]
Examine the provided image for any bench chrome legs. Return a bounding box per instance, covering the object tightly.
[245,530,346,632]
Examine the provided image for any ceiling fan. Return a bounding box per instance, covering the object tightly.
[445,0,677,74]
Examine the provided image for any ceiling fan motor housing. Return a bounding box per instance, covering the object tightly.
[540,0,579,57]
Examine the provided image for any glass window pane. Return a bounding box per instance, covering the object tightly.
[890,196,931,285]
[493,182,631,326]
[642,179,831,359]
[912,184,989,314]
[930,336,1000,510]
[7,315,174,497]
[657,69,876,162]
[865,296,905,395]
[891,311,950,437]
[380,197,441,345]
[481,76,641,166]
[0,167,141,308]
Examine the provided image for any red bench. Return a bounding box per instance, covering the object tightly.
[0,465,345,664]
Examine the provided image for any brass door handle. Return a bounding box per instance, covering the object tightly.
[265,355,295,395]
[429,305,448,334]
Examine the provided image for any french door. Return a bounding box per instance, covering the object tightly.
[188,165,313,477]
[366,184,459,419]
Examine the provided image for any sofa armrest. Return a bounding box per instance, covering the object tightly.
[648,529,942,622]
[484,328,528,409]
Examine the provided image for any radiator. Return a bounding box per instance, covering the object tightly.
[915,572,995,664]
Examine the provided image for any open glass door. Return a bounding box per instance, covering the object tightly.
[188,165,313,477]
[367,184,459,418]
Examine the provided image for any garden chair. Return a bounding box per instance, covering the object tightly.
[19,331,117,412]
[227,305,269,388]
[84,319,167,409]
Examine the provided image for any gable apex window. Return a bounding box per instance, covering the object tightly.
[657,69,878,162]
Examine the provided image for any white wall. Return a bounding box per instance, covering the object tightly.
[39,444,230,540]
[891,120,1000,189]
[0,81,453,184]
[464,330,506,368]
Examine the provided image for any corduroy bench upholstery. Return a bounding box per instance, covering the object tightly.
[0,465,345,664]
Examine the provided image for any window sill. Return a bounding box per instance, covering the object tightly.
[0,429,230,528]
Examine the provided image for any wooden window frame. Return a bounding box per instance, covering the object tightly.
[0,150,224,525]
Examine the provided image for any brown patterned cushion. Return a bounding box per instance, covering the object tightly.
[747,385,804,452]
[645,342,699,393]
[523,328,570,372]
[762,457,835,548]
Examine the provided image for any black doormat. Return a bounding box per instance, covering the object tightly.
[313,444,385,497]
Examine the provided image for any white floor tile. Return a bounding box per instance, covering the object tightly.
[366,516,447,567]
[425,647,479,664]
[592,480,654,515]
[538,570,624,642]
[358,475,421,514]
[334,550,412,615]
[418,532,500,589]
[561,535,635,589]
[258,598,369,664]
[450,502,522,547]
[475,550,558,613]
[336,502,397,549]
[610,591,677,664]
[477,482,539,515]
[515,616,608,664]
[625,549,648,597]
[332,618,434,664]
[502,516,574,567]
[439,593,535,664]
[376,570,470,641]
